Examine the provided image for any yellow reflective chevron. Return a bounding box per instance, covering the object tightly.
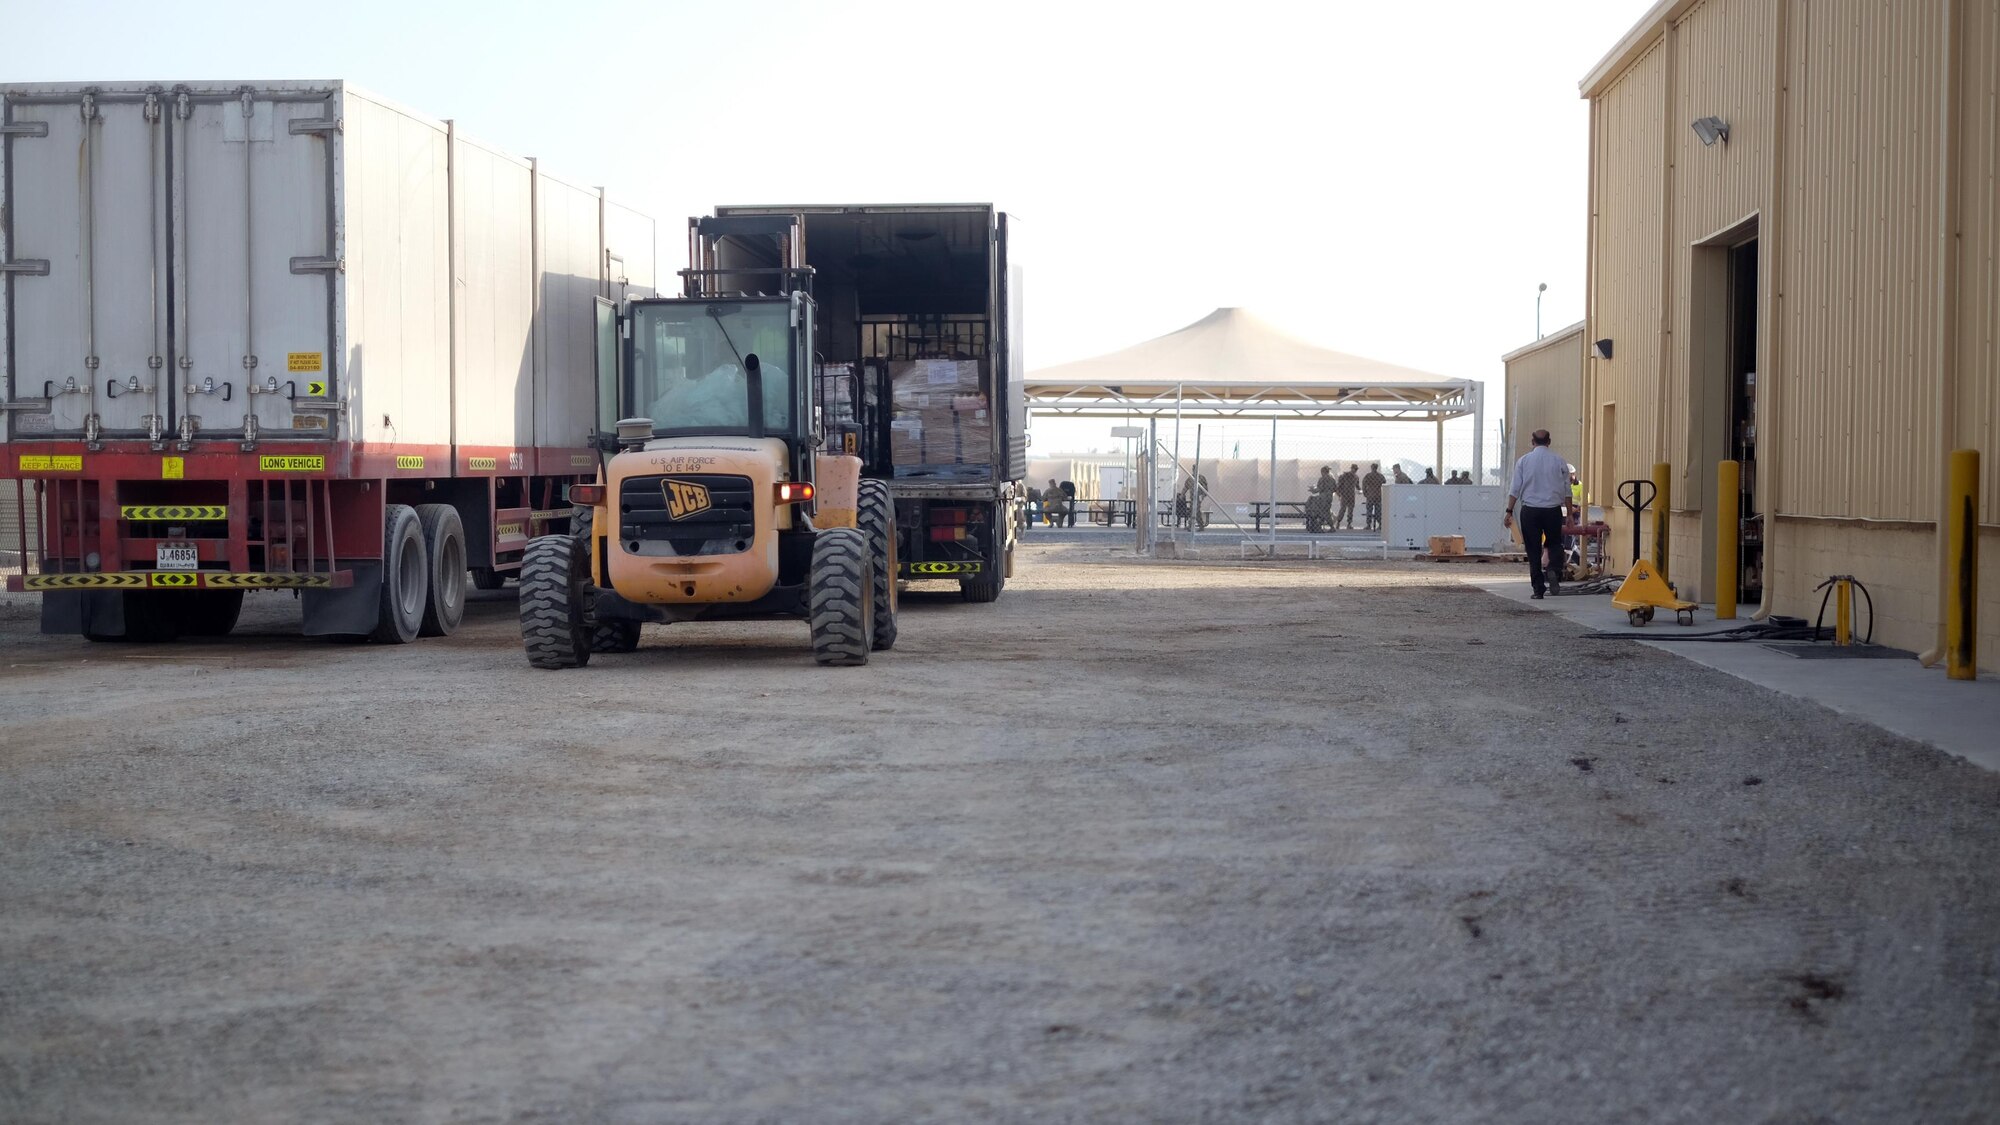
[147,572,197,587]
[21,574,148,589]
[905,561,983,575]
[204,573,333,588]
[120,505,228,521]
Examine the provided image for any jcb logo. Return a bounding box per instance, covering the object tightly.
[665,479,712,520]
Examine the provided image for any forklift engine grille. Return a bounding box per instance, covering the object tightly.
[620,474,756,557]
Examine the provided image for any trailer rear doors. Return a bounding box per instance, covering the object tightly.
[2,85,337,443]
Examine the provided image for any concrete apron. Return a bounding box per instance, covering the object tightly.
[1462,572,2000,773]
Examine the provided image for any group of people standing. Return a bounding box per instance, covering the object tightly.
[1308,463,1388,532]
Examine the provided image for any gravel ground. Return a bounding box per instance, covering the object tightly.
[2,543,1997,1123]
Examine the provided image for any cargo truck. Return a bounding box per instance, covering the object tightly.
[693,204,1023,601]
[0,81,654,641]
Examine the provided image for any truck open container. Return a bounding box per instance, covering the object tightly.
[0,81,653,640]
[694,204,1024,601]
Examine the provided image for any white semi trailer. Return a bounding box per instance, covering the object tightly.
[0,81,653,641]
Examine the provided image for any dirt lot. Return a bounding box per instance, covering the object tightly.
[3,543,1998,1123]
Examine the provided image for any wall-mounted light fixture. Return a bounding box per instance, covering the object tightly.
[1593,338,1614,361]
[1691,116,1730,146]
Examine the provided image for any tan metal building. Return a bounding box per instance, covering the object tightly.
[1580,0,1998,664]
[1501,321,1587,469]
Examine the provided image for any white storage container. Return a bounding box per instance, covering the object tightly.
[0,81,654,472]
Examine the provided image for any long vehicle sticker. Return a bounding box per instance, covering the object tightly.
[18,455,83,472]
[260,455,323,472]
[468,457,498,471]
[395,455,426,470]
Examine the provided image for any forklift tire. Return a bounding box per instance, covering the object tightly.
[519,534,591,669]
[591,619,642,653]
[959,568,1004,603]
[810,527,874,666]
[370,504,429,644]
[858,479,898,650]
[416,504,467,637]
[178,590,245,637]
[470,568,507,591]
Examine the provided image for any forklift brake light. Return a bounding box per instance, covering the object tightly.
[776,481,815,504]
[568,483,605,506]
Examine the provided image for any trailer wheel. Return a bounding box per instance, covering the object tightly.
[591,619,642,653]
[470,568,507,591]
[959,567,1004,603]
[809,527,874,666]
[178,590,244,637]
[84,592,182,643]
[858,479,898,650]
[370,504,429,644]
[416,503,466,637]
[519,534,591,669]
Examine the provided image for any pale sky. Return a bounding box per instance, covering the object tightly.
[2,0,1652,464]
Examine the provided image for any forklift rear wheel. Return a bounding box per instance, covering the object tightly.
[810,527,874,666]
[370,504,429,644]
[858,479,898,651]
[591,619,642,653]
[519,534,591,669]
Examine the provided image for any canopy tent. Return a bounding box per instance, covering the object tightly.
[1024,307,1486,481]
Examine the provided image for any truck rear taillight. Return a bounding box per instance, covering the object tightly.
[930,526,970,543]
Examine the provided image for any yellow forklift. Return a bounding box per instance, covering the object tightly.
[518,246,897,668]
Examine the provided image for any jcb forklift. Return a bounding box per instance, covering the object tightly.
[517,247,897,668]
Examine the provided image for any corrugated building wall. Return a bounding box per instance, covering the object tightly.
[1501,323,1586,468]
[1582,0,1999,666]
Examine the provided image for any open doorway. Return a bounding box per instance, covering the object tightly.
[1690,217,1760,604]
[1726,240,1762,604]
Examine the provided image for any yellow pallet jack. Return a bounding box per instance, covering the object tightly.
[1611,560,1698,627]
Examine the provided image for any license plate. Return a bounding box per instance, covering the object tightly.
[156,544,197,570]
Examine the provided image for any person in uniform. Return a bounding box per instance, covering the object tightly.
[1362,463,1386,531]
[1335,464,1361,530]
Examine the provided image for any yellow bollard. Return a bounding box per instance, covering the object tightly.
[1946,449,1980,680]
[1835,579,1852,646]
[1716,460,1739,620]
[1652,462,1672,582]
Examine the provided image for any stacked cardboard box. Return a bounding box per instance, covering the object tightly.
[887,359,991,478]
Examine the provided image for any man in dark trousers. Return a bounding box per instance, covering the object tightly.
[1361,462,1386,531]
[1503,429,1570,599]
[1335,464,1361,529]
[1059,479,1077,528]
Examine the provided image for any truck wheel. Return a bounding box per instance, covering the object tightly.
[416,503,466,637]
[84,592,182,643]
[591,619,642,653]
[809,527,874,666]
[178,590,244,637]
[470,568,507,591]
[519,534,591,669]
[370,504,429,644]
[858,479,898,650]
[959,568,1004,603]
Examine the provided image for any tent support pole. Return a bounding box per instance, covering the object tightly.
[1269,417,1279,552]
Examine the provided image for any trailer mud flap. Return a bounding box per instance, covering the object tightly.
[40,590,93,636]
[301,561,382,636]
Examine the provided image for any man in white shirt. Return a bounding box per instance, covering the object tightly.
[1502,429,1571,600]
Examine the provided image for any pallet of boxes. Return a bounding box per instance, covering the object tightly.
[887,359,992,481]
